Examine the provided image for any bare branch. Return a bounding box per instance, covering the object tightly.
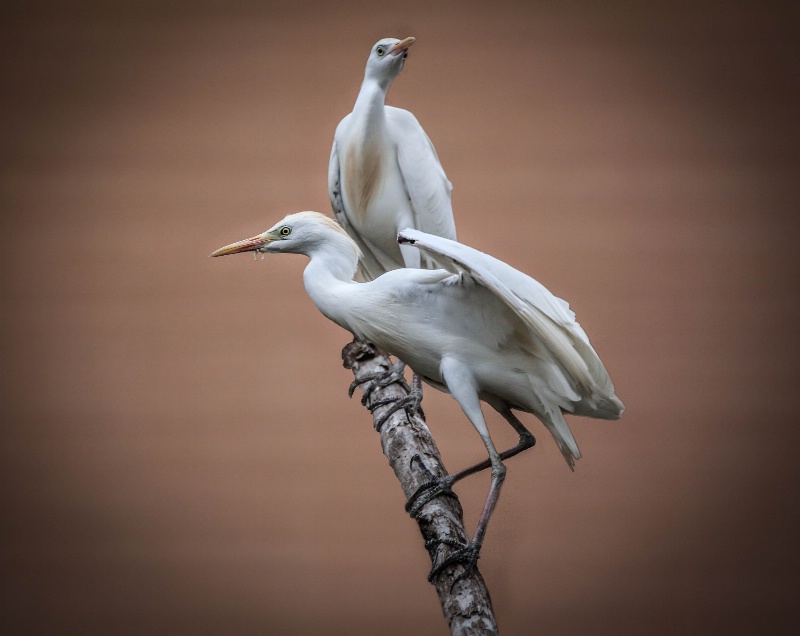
[342,338,498,636]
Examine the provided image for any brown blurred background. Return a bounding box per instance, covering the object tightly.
[2,1,799,634]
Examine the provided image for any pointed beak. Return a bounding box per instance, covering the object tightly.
[210,232,274,257]
[389,36,415,56]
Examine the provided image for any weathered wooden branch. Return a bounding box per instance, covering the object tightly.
[342,338,498,636]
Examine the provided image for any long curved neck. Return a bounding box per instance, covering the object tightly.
[353,77,389,124]
[301,234,361,328]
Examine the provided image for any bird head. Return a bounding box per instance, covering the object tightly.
[210,212,359,260]
[364,37,415,87]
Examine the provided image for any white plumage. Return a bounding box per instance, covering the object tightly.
[397,228,624,465]
[329,37,456,279]
[212,212,624,571]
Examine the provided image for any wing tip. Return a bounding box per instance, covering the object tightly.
[397,229,419,245]
[397,235,416,245]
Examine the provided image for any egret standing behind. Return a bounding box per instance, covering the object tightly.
[329,37,456,279]
[212,212,624,578]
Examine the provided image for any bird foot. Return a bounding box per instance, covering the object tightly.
[368,372,425,431]
[347,359,409,406]
[426,540,482,585]
[405,455,458,517]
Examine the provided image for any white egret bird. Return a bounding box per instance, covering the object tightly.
[211,212,624,577]
[329,37,456,279]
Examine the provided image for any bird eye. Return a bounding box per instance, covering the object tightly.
[279,226,291,237]
[376,46,385,57]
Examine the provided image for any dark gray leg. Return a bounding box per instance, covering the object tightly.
[419,359,512,582]
[406,406,535,517]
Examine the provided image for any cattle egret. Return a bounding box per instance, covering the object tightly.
[211,212,624,577]
[329,37,456,279]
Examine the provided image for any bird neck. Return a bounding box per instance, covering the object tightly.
[301,235,360,325]
[353,78,389,124]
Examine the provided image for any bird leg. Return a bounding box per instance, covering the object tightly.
[427,457,506,585]
[405,407,534,518]
[415,359,510,583]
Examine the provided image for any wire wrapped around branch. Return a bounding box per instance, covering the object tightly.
[342,338,498,636]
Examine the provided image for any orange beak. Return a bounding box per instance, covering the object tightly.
[389,36,416,56]
[210,232,273,257]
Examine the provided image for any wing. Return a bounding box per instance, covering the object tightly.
[397,229,624,418]
[328,120,387,281]
[388,107,457,244]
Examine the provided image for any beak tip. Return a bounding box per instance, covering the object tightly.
[390,36,416,55]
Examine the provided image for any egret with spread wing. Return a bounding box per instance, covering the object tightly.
[329,37,456,279]
[212,212,624,577]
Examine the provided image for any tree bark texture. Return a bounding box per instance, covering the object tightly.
[342,338,498,636]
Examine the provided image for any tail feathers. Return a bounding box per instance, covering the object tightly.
[585,393,625,420]
[542,407,581,470]
[606,395,625,419]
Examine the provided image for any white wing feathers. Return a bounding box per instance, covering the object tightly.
[398,228,624,421]
[388,107,456,243]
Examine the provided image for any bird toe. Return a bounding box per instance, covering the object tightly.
[405,475,458,517]
[427,542,482,586]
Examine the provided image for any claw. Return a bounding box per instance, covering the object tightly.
[348,375,371,399]
[370,397,405,432]
[372,388,424,430]
[408,372,426,420]
[347,359,409,405]
[406,477,458,517]
[405,455,458,517]
[349,362,425,430]
[428,542,481,585]
[424,537,465,551]
[409,453,435,478]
